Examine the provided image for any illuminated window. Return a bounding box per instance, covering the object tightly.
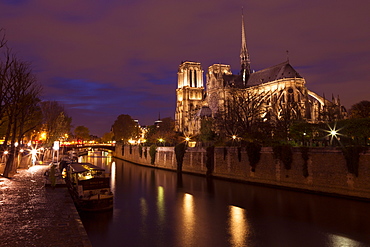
[287,88,294,102]
[194,70,197,87]
[189,70,193,87]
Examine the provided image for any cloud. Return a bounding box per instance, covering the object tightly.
[1,0,369,136]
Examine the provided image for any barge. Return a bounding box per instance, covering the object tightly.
[65,162,113,211]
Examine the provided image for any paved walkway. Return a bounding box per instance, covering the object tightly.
[0,165,92,247]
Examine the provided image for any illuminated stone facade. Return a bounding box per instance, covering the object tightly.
[175,16,346,135]
[175,61,205,134]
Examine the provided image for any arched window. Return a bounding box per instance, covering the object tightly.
[189,70,193,87]
[287,88,294,102]
[194,69,197,87]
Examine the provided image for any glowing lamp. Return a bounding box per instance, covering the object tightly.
[330,130,337,136]
[53,141,59,151]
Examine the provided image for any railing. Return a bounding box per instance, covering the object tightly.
[61,143,116,151]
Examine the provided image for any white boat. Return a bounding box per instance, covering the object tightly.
[65,162,113,211]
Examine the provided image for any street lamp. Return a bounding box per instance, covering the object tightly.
[158,138,165,146]
[30,148,37,165]
[325,123,342,146]
[330,130,337,137]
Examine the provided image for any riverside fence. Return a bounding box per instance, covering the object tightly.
[114,144,370,200]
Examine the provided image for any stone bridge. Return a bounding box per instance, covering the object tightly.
[60,144,115,153]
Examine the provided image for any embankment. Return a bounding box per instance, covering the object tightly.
[113,144,370,200]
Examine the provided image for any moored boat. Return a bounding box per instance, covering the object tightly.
[65,162,113,211]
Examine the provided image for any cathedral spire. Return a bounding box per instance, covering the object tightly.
[240,8,251,85]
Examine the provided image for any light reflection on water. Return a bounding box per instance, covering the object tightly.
[80,150,112,173]
[140,197,148,238]
[329,234,364,247]
[229,205,248,247]
[157,186,165,228]
[110,161,116,194]
[181,193,195,246]
[79,153,370,247]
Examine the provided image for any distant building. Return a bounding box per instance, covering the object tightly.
[175,14,346,135]
[154,113,163,128]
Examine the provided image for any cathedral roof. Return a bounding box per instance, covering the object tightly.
[247,61,302,87]
[222,74,244,88]
[195,106,212,118]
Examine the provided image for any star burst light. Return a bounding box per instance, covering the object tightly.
[184,135,192,142]
[324,122,343,145]
[24,145,42,166]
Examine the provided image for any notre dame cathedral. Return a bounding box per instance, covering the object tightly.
[175,14,346,136]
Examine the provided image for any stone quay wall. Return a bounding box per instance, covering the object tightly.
[113,144,370,200]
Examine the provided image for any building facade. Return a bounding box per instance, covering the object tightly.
[175,15,346,136]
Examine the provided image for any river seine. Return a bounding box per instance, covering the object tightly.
[79,150,370,247]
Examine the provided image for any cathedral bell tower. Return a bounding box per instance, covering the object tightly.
[240,12,251,85]
[175,61,204,134]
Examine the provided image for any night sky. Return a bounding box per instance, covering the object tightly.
[1,0,369,136]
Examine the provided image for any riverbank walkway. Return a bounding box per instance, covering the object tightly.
[0,165,91,247]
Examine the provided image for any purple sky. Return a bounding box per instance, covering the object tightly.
[1,0,369,136]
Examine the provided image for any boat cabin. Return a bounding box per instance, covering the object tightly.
[66,162,113,211]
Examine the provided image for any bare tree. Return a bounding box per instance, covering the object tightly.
[0,40,13,126]
[215,88,270,141]
[2,57,42,177]
[349,100,370,119]
[0,28,6,48]
[40,101,71,147]
[0,29,46,177]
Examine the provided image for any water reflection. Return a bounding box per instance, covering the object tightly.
[140,197,148,238]
[157,186,165,227]
[80,155,370,247]
[140,197,148,219]
[110,161,116,194]
[181,193,195,245]
[329,234,364,247]
[80,150,112,173]
[228,205,248,247]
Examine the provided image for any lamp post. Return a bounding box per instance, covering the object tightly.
[52,141,59,163]
[232,135,239,146]
[185,137,190,142]
[31,148,37,166]
[158,138,165,146]
[325,123,341,147]
[330,130,337,146]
